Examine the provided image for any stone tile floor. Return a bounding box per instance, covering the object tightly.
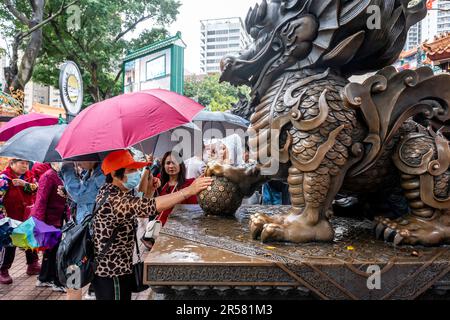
[0,249,154,301]
[0,219,154,301]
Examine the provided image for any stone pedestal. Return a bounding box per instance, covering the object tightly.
[144,205,450,300]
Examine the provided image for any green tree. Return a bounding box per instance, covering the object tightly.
[0,0,78,97]
[184,73,250,112]
[32,0,180,105]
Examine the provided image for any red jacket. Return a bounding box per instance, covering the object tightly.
[31,169,68,228]
[157,178,197,226]
[0,166,37,221]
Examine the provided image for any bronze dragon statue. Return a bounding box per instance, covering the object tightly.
[206,0,450,246]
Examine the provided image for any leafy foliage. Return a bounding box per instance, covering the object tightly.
[184,73,250,112]
[22,0,180,105]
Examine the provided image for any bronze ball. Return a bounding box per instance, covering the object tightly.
[198,176,244,217]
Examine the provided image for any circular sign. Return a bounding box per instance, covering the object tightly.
[59,61,83,115]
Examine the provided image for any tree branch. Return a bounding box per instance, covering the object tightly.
[19,0,80,40]
[50,20,89,70]
[114,14,154,43]
[104,68,123,99]
[4,0,31,24]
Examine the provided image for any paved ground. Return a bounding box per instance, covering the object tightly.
[0,220,155,301]
[0,249,154,300]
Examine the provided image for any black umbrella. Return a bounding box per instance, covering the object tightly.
[0,124,107,163]
[0,124,67,163]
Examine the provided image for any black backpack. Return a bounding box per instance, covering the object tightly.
[56,193,111,289]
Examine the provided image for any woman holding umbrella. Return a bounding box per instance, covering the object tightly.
[92,150,212,300]
[0,159,40,285]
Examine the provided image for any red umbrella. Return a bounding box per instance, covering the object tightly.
[56,89,204,159]
[0,113,59,141]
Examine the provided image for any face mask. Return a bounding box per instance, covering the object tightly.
[123,171,141,190]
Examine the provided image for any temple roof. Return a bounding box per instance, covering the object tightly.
[399,48,418,60]
[422,32,450,63]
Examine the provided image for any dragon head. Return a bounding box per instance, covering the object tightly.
[220,0,427,100]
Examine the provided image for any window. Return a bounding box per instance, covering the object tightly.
[145,55,166,80]
[209,37,228,42]
[215,44,228,49]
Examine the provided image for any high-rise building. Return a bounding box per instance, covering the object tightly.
[404,22,422,50]
[200,17,251,74]
[422,0,450,42]
[23,81,65,116]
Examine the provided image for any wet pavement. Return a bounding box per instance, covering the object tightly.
[0,219,154,300]
[145,205,450,300]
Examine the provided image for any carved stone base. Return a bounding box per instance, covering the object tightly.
[144,205,450,300]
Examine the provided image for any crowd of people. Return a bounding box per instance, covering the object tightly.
[0,134,287,300]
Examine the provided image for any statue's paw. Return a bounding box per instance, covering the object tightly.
[205,162,225,177]
[249,213,274,240]
[253,216,335,244]
[374,214,450,246]
[261,223,286,243]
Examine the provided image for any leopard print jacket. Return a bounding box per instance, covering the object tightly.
[93,183,157,277]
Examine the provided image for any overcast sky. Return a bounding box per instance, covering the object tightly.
[166,0,257,74]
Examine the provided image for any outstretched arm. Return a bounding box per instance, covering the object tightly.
[154,177,212,212]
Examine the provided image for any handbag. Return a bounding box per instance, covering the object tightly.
[143,219,162,241]
[131,226,149,293]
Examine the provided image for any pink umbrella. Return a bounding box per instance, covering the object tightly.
[0,113,59,141]
[56,89,204,159]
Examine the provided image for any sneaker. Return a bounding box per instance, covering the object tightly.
[26,261,41,276]
[51,284,66,293]
[36,280,53,288]
[84,291,96,300]
[0,269,12,285]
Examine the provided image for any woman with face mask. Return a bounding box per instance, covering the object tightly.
[92,150,212,300]
[0,159,40,285]
[31,162,69,292]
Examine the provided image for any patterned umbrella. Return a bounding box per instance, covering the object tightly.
[11,217,62,251]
